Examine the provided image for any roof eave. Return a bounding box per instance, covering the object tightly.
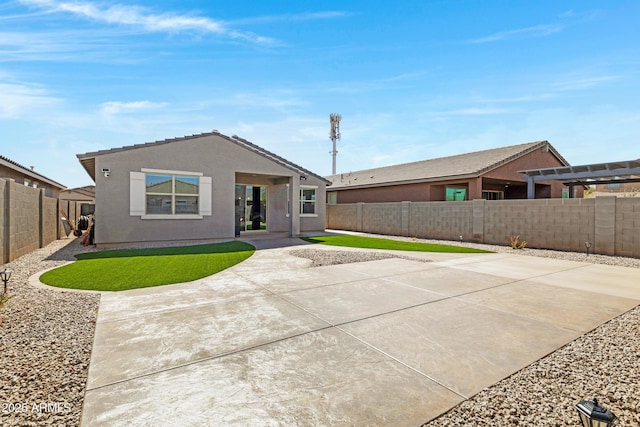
[327,173,480,191]
[0,156,67,189]
[75,131,331,186]
[76,155,96,182]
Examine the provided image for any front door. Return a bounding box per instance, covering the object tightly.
[235,185,267,236]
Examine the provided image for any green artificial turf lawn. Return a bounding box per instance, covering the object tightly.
[40,241,255,291]
[301,235,492,253]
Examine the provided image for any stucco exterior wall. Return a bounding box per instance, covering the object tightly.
[92,135,326,245]
[483,146,576,198]
[327,197,640,258]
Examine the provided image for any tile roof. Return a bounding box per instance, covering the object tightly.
[0,154,66,189]
[326,140,567,190]
[77,130,330,184]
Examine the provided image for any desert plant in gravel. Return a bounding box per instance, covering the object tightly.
[0,294,10,311]
[510,235,527,249]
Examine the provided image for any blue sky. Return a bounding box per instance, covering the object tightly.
[2,0,639,188]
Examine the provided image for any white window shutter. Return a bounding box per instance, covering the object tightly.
[199,176,212,216]
[130,172,146,216]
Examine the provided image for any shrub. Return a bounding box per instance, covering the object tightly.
[510,235,527,250]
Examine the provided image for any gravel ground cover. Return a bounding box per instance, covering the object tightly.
[0,234,638,426]
[289,248,430,267]
[0,238,100,427]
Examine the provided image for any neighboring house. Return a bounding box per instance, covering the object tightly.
[76,131,330,247]
[591,180,640,198]
[0,155,66,197]
[59,185,96,203]
[325,140,579,203]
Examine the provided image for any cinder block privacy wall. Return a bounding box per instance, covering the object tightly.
[0,178,85,263]
[327,197,640,258]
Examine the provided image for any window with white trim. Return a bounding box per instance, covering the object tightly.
[300,186,317,215]
[130,170,212,218]
[146,174,199,215]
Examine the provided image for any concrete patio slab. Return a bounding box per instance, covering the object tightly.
[280,277,444,325]
[458,281,638,331]
[82,328,464,426]
[529,262,640,300]
[88,293,330,389]
[331,257,437,277]
[97,270,268,322]
[339,298,580,398]
[237,264,372,293]
[79,241,640,426]
[447,254,590,280]
[382,266,514,297]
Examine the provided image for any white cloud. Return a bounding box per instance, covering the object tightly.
[550,75,621,92]
[431,107,516,117]
[100,100,168,116]
[467,24,563,44]
[229,11,353,25]
[0,81,60,118]
[17,0,277,45]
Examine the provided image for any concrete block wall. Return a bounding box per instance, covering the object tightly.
[362,203,403,236]
[0,179,6,264]
[409,201,474,240]
[1,178,61,263]
[483,198,595,252]
[615,198,640,257]
[42,196,59,247]
[327,197,640,258]
[9,182,41,261]
[326,204,358,231]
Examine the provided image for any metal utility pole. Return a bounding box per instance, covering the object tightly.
[329,113,341,175]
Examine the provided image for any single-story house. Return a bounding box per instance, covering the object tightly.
[77,131,330,247]
[592,181,640,198]
[59,185,96,204]
[325,140,581,203]
[0,155,66,197]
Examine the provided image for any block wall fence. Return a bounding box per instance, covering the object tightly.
[1,179,85,264]
[327,197,640,258]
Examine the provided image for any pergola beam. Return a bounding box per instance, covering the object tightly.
[519,159,640,199]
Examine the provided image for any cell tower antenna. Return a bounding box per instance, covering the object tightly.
[329,113,341,175]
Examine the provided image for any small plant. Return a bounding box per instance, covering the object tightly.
[0,294,10,311]
[510,235,527,250]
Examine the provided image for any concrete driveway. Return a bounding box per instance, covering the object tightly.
[80,238,640,426]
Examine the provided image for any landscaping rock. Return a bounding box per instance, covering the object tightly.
[0,238,99,427]
[289,248,430,267]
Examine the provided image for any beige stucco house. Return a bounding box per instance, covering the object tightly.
[77,131,329,247]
